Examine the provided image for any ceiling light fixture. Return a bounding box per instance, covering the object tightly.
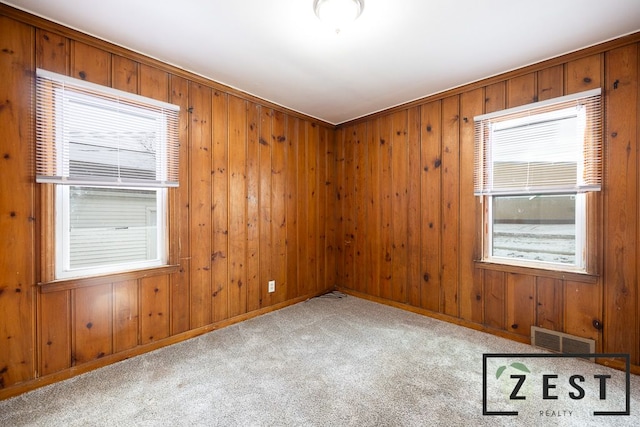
[313,0,364,34]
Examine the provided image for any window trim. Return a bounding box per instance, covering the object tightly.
[35,68,179,281]
[474,89,602,274]
[473,260,599,284]
[38,264,181,292]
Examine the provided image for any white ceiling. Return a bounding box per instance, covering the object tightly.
[5,0,640,124]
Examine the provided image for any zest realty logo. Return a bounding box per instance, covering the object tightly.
[483,353,631,417]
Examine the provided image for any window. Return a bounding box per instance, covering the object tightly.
[474,89,601,272]
[35,69,180,279]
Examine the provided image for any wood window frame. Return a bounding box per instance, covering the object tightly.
[35,69,181,288]
[474,89,603,277]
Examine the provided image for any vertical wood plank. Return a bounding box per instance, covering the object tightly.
[73,284,113,364]
[391,110,409,303]
[40,291,71,375]
[459,89,484,323]
[36,29,69,74]
[537,64,564,101]
[566,54,602,94]
[111,55,138,93]
[139,64,168,101]
[140,276,170,344]
[298,122,312,294]
[212,91,229,321]
[285,116,299,299]
[484,270,506,330]
[113,279,138,352]
[170,75,191,335]
[420,100,442,311]
[317,126,329,292]
[259,107,273,304]
[246,102,261,310]
[565,281,601,343]
[189,82,212,328]
[0,17,35,389]
[271,111,287,302]
[637,43,640,366]
[353,123,368,294]
[324,126,337,291]
[407,107,422,307]
[441,96,460,317]
[603,44,638,361]
[340,125,355,291]
[379,115,393,300]
[366,119,381,297]
[535,277,564,331]
[334,127,345,288]
[507,72,536,107]
[484,81,506,114]
[228,95,248,317]
[306,123,319,293]
[506,273,535,337]
[70,41,110,85]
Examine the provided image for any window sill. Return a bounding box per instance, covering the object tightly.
[474,260,599,284]
[38,264,180,293]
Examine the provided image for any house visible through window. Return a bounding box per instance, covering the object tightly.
[474,89,601,272]
[35,69,180,279]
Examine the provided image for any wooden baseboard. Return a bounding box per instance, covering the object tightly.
[335,287,530,344]
[0,289,330,401]
[336,287,640,376]
[597,358,640,376]
[4,286,636,401]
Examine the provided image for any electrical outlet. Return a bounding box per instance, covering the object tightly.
[268,280,276,293]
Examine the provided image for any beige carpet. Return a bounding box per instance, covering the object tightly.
[1,292,638,426]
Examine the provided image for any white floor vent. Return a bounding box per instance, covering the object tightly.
[531,326,595,361]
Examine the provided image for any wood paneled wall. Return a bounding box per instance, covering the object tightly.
[335,35,640,372]
[0,6,336,397]
[1,3,639,399]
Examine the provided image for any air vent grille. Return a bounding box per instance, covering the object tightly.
[534,329,561,352]
[531,326,595,361]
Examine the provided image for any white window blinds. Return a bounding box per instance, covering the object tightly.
[35,68,180,187]
[474,88,602,196]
